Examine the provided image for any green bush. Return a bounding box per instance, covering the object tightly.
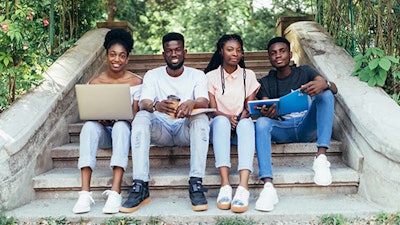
[0,0,106,113]
[0,3,51,112]
[352,47,399,86]
[352,47,400,103]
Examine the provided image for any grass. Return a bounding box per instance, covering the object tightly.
[103,216,141,225]
[0,213,18,225]
[318,212,400,225]
[1,212,400,225]
[214,216,257,225]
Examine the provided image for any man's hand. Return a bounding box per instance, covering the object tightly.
[175,100,196,118]
[155,100,178,115]
[300,79,327,97]
[300,75,338,96]
[260,104,277,118]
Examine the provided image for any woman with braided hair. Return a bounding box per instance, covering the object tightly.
[72,28,142,214]
[204,34,260,213]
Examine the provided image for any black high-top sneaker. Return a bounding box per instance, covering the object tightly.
[188,177,208,211]
[120,179,150,213]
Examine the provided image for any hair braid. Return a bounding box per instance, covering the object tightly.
[204,34,247,95]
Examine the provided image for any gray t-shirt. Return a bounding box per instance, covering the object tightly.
[257,65,319,99]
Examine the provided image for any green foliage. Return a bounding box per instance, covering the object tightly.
[352,47,400,100]
[271,0,315,15]
[38,216,69,225]
[104,216,141,225]
[0,213,18,225]
[374,211,400,224]
[214,216,257,225]
[0,0,106,112]
[318,214,346,225]
[113,0,287,54]
[146,216,164,225]
[391,93,400,105]
[318,0,400,104]
[318,212,400,225]
[0,3,50,112]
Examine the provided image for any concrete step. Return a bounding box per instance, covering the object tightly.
[129,51,269,63]
[127,60,273,71]
[32,163,359,200]
[52,141,344,169]
[125,51,293,78]
[5,194,384,224]
[127,61,274,79]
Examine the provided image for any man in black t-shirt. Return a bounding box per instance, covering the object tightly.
[254,37,338,212]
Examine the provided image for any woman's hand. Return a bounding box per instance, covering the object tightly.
[229,114,239,130]
[239,109,250,120]
[98,120,115,126]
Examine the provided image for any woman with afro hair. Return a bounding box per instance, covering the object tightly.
[73,28,142,214]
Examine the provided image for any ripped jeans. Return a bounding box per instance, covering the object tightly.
[131,110,210,182]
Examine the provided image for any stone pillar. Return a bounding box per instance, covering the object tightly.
[96,21,134,35]
[276,15,315,37]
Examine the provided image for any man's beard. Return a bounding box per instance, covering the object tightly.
[166,60,184,70]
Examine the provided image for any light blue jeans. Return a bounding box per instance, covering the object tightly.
[78,121,131,171]
[131,110,210,182]
[255,90,334,180]
[210,116,255,172]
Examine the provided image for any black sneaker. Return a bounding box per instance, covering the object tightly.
[119,179,150,213]
[188,177,208,211]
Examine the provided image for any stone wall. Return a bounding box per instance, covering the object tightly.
[285,21,400,210]
[0,29,109,211]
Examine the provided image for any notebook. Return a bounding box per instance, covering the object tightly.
[248,89,311,116]
[75,84,133,120]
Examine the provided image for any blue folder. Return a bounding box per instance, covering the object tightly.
[248,89,311,116]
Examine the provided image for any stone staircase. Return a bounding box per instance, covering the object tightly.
[127,51,274,79]
[5,52,384,224]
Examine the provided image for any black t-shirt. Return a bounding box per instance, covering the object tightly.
[257,65,319,99]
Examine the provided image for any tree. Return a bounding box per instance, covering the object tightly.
[271,0,315,15]
[113,0,279,53]
[0,0,107,112]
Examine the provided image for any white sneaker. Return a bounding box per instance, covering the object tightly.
[231,186,250,213]
[102,190,122,214]
[255,182,279,212]
[216,185,232,210]
[72,191,95,214]
[313,154,332,186]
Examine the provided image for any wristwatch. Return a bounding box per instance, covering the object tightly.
[152,101,159,112]
[326,80,331,90]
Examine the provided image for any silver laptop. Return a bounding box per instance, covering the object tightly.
[75,84,133,120]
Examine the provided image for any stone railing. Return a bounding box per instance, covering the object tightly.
[0,29,109,211]
[285,21,400,209]
[2,21,399,211]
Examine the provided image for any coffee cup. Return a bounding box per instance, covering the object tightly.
[167,95,180,118]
